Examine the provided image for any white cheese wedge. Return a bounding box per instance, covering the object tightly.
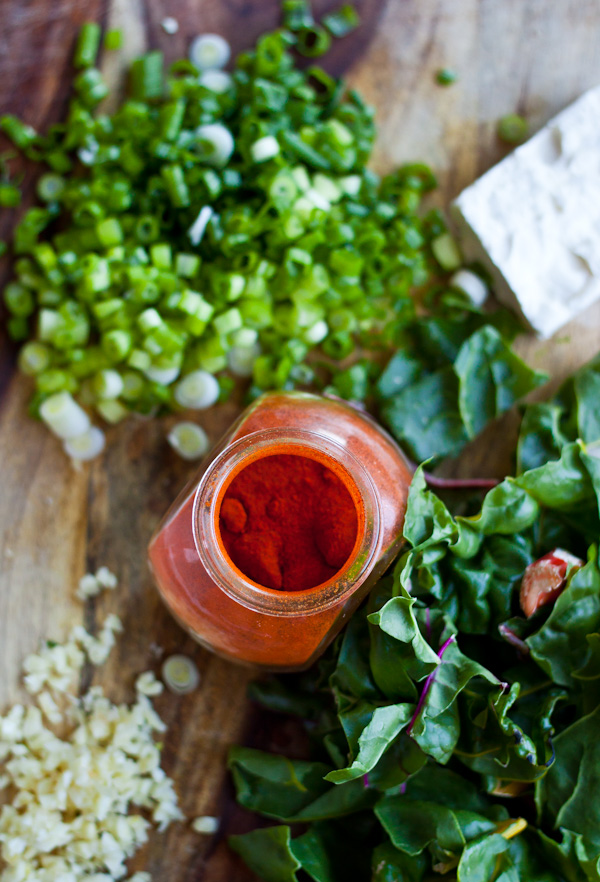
[452,86,600,338]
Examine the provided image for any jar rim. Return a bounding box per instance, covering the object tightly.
[192,428,381,617]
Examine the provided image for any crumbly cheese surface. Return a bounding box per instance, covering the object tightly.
[0,576,183,881]
[452,86,600,338]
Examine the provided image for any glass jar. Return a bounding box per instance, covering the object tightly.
[148,391,412,671]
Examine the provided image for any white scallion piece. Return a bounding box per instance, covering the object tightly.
[305,188,331,212]
[291,166,311,192]
[145,365,181,385]
[198,70,233,93]
[450,269,489,307]
[40,392,91,440]
[250,135,280,163]
[92,369,124,400]
[188,206,214,246]
[174,370,220,409]
[167,422,210,460]
[192,816,219,835]
[18,341,51,376]
[313,173,342,203]
[340,174,362,196]
[195,123,234,167]
[162,654,200,694]
[231,327,258,347]
[189,34,231,70]
[64,426,106,461]
[96,399,128,424]
[161,16,179,34]
[304,319,329,344]
[431,232,462,270]
[226,343,261,378]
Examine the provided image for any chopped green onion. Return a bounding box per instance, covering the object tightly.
[145,365,180,385]
[64,425,106,460]
[174,370,219,409]
[167,421,210,460]
[175,253,201,278]
[0,183,21,208]
[436,67,458,86]
[303,319,328,344]
[296,25,332,57]
[189,34,231,70]
[104,28,123,50]
[0,115,37,150]
[96,218,123,247]
[188,207,214,245]
[450,269,488,307]
[130,51,164,101]
[431,232,462,270]
[227,343,261,377]
[194,123,234,167]
[161,164,190,207]
[161,17,179,35]
[4,282,34,316]
[36,174,65,202]
[213,307,242,336]
[101,330,132,362]
[250,135,280,163]
[198,70,233,93]
[39,391,91,439]
[497,113,529,144]
[322,5,360,37]
[120,371,146,401]
[96,398,129,424]
[161,654,200,693]
[18,341,51,375]
[74,22,102,69]
[92,369,124,399]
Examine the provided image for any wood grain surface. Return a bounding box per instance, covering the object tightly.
[1,1,600,879]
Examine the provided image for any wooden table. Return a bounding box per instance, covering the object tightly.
[1,1,600,878]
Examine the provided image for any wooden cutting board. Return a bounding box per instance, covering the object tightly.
[1,1,600,879]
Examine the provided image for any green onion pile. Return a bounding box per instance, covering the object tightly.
[1,1,494,459]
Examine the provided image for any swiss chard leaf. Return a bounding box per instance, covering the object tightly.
[229,826,301,882]
[228,747,375,821]
[537,705,600,854]
[380,366,467,462]
[454,325,548,439]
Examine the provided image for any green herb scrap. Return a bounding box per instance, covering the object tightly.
[230,355,600,882]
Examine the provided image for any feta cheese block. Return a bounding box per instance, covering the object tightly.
[452,86,600,338]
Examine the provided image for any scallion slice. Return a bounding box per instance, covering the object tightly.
[198,70,233,93]
[167,421,210,460]
[162,654,200,693]
[64,425,106,461]
[188,207,214,246]
[250,135,280,163]
[194,123,234,167]
[39,392,91,439]
[450,269,489,307]
[189,34,231,70]
[431,232,462,270]
[227,343,261,378]
[174,370,219,409]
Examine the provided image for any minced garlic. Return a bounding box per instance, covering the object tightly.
[0,592,182,880]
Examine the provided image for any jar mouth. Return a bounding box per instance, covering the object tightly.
[192,428,381,617]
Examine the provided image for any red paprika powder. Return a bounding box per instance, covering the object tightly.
[149,392,412,671]
[219,454,359,591]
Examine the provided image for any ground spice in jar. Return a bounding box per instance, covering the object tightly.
[218,453,359,591]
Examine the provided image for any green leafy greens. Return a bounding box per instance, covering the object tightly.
[230,355,600,882]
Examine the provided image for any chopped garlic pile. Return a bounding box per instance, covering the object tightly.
[0,572,184,881]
